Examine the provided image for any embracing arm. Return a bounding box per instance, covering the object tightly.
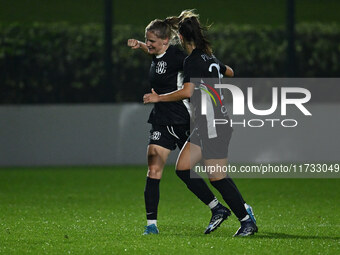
[127,39,149,54]
[143,83,194,104]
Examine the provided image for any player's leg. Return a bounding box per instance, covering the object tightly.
[176,141,230,234]
[144,125,177,235]
[176,141,216,204]
[206,158,248,219]
[143,144,170,235]
[222,177,257,224]
[206,158,258,236]
[147,144,170,179]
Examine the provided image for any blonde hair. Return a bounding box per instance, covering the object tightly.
[178,9,199,20]
[145,10,209,48]
[145,17,179,44]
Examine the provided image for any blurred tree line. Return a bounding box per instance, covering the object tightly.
[0,23,339,104]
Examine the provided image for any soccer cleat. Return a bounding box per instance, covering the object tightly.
[143,224,159,235]
[204,203,231,234]
[245,203,257,225]
[233,218,258,237]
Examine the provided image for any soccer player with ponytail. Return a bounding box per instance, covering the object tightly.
[128,15,232,236]
[144,10,258,236]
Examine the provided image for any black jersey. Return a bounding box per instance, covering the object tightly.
[147,45,191,125]
[183,49,227,84]
[183,48,229,138]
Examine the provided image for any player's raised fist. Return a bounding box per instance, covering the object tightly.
[127,39,140,49]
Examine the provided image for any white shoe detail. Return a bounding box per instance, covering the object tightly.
[210,218,223,230]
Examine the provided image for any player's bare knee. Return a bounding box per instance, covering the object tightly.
[208,172,226,181]
[147,165,163,179]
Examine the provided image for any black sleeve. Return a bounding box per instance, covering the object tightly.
[215,57,227,76]
[183,57,201,83]
[175,47,187,71]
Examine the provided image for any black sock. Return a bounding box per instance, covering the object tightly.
[210,178,247,220]
[227,177,246,204]
[176,170,215,205]
[144,177,160,220]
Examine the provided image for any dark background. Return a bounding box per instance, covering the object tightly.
[0,0,339,103]
[2,0,340,25]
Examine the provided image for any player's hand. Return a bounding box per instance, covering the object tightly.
[127,39,141,49]
[143,89,160,104]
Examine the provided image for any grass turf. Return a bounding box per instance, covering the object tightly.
[0,166,339,254]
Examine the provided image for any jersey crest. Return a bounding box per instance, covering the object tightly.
[155,61,167,74]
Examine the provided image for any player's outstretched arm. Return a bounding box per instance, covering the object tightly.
[143,83,194,104]
[127,39,149,54]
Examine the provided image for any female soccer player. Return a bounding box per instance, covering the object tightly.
[127,17,196,235]
[143,10,258,236]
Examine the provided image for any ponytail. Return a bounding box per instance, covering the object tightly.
[144,10,211,50]
[178,10,212,56]
[164,16,180,30]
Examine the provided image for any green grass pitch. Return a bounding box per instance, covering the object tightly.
[0,166,339,254]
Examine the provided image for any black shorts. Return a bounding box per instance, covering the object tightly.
[189,122,233,159]
[148,124,190,151]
